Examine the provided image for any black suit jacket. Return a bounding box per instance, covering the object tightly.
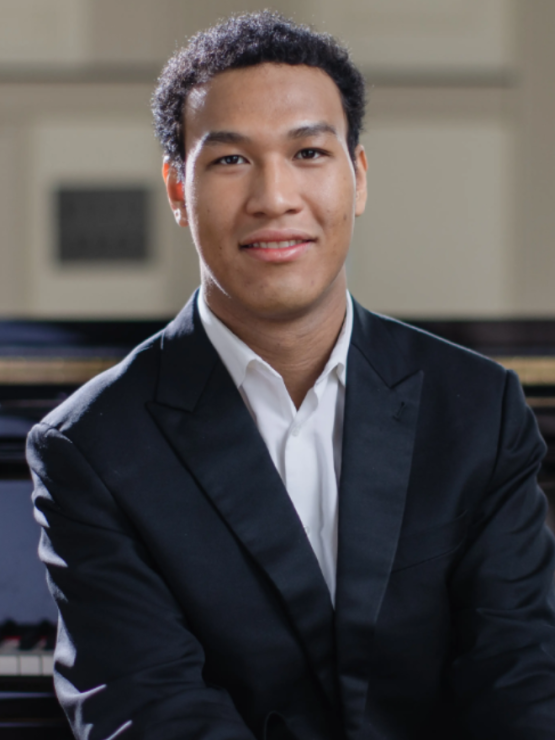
[27,295,555,740]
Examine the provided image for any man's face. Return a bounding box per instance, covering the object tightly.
[165,62,367,321]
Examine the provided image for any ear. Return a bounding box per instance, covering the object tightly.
[353,145,368,217]
[162,158,188,227]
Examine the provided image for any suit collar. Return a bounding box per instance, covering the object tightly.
[154,291,216,412]
[336,299,423,738]
[350,298,419,389]
[155,292,414,407]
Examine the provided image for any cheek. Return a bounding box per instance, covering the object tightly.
[195,179,241,233]
[315,173,355,226]
[186,168,230,236]
[324,204,355,252]
[192,195,227,246]
[334,178,356,239]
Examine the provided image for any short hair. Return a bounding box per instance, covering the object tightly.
[151,11,366,174]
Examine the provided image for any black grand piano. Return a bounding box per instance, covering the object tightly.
[1,317,554,738]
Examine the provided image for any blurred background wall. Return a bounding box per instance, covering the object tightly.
[0,0,552,319]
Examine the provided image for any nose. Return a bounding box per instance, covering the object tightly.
[245,156,302,218]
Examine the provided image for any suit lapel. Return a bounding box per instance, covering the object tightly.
[147,295,338,711]
[335,303,423,738]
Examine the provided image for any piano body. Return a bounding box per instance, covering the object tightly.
[410,319,555,532]
[0,317,554,737]
[0,320,165,739]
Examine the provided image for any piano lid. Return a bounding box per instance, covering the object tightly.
[407,318,555,387]
[0,319,168,385]
[0,319,169,476]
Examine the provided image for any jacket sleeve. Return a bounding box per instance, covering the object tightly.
[448,370,555,738]
[27,421,259,740]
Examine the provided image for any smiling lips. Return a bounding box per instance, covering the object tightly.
[245,239,307,249]
[240,236,315,262]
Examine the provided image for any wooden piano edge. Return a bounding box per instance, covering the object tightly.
[1,354,555,386]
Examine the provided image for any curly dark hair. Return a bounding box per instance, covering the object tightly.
[151,11,366,175]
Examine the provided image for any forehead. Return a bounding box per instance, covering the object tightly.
[183,63,348,149]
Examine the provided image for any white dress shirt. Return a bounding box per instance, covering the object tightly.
[197,289,353,604]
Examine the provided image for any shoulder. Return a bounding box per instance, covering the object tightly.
[26,293,217,463]
[352,305,547,509]
[349,303,526,471]
[28,329,164,451]
[31,295,207,444]
[352,301,508,390]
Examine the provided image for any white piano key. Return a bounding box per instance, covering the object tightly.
[0,654,19,675]
[19,654,41,675]
[41,653,54,675]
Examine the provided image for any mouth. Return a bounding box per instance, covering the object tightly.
[241,238,312,249]
[239,237,314,263]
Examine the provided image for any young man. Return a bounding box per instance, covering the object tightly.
[28,12,555,740]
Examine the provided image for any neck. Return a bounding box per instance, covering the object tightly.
[203,276,348,409]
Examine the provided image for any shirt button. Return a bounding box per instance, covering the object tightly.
[291,425,300,437]
[304,526,310,534]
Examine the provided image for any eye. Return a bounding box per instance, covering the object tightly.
[215,154,247,166]
[295,148,324,160]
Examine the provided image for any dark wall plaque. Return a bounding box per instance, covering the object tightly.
[57,187,150,263]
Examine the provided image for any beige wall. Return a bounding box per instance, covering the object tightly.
[514,0,555,314]
[0,0,553,318]
[350,118,515,317]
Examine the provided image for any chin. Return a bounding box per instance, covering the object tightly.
[243,288,328,321]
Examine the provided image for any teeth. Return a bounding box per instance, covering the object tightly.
[248,239,305,249]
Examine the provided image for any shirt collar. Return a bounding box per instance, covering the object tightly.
[197,287,261,389]
[197,287,353,390]
[320,293,352,387]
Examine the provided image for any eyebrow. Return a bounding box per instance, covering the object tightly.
[202,131,249,147]
[200,122,339,148]
[287,123,338,140]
